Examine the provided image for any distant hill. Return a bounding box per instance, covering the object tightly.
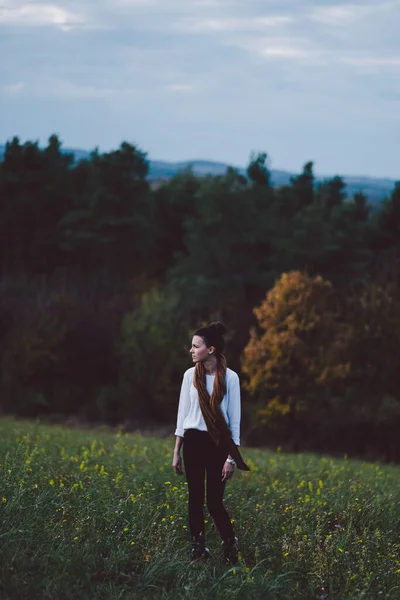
[0,145,396,205]
[149,159,396,204]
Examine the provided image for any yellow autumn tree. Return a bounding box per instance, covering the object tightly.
[241,271,351,440]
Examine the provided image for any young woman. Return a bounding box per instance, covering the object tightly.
[172,322,249,563]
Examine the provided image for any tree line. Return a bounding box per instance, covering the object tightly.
[1,135,399,460]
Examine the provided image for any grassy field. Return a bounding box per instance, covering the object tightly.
[1,418,400,600]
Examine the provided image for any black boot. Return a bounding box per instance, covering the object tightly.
[191,532,210,562]
[222,536,238,565]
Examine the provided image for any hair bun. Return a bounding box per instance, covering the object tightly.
[209,321,227,336]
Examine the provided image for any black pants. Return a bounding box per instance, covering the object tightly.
[183,428,235,542]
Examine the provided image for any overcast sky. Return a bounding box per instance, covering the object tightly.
[1,0,399,178]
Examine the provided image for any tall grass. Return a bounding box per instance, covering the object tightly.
[1,417,400,599]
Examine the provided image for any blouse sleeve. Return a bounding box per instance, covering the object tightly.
[227,372,241,446]
[175,370,190,437]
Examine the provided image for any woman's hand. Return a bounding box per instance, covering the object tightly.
[222,460,234,482]
[172,452,183,475]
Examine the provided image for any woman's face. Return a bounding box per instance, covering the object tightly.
[190,335,213,363]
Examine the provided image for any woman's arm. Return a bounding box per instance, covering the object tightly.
[172,371,190,475]
[227,372,241,447]
[172,436,184,475]
[221,372,241,481]
[174,370,190,438]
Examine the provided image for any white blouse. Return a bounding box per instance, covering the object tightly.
[174,367,242,446]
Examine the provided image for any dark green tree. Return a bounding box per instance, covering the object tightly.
[315,175,346,218]
[247,152,270,186]
[290,161,314,210]
[0,135,73,276]
[152,168,200,279]
[59,142,154,279]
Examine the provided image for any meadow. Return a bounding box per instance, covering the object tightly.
[1,418,400,600]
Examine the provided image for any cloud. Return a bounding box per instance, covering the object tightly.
[48,79,118,98]
[114,0,151,4]
[341,57,400,67]
[164,83,197,93]
[229,35,322,63]
[7,79,118,99]
[117,0,236,7]
[310,1,400,25]
[0,2,85,30]
[177,15,293,33]
[2,81,25,95]
[310,4,367,25]
[261,46,309,59]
